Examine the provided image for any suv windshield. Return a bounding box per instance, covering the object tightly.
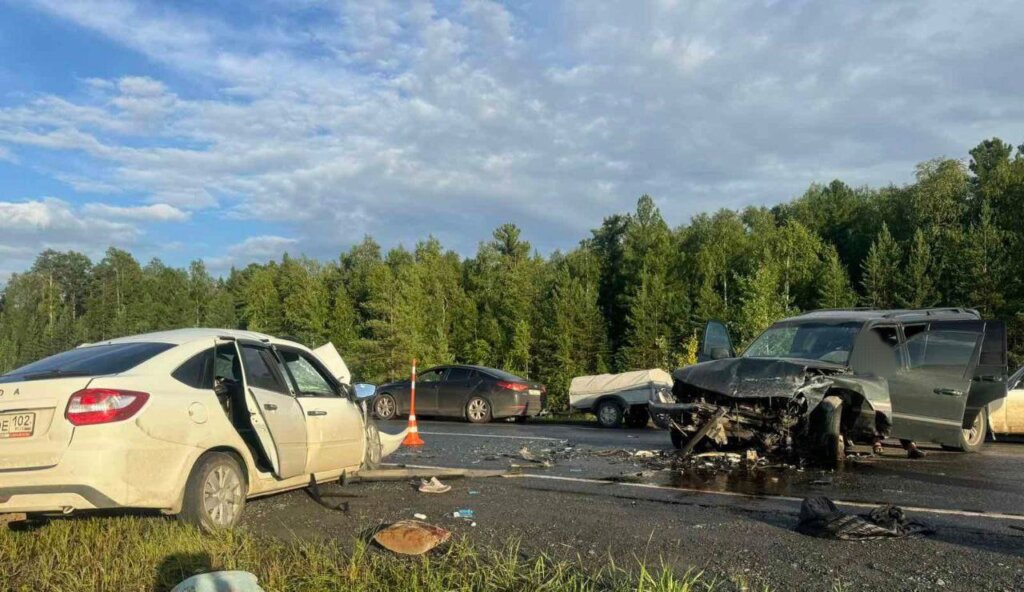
[742,322,862,364]
[0,342,175,383]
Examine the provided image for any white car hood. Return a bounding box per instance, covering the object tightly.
[313,342,351,385]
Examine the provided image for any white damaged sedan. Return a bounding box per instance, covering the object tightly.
[0,329,406,530]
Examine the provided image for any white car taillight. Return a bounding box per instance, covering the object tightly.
[65,389,150,426]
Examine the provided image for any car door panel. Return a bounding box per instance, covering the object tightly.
[439,368,478,416]
[278,347,365,474]
[888,324,981,445]
[414,369,443,415]
[238,343,308,479]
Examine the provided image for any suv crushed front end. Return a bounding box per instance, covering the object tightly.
[649,357,891,458]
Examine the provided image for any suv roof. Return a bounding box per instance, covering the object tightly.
[785,307,981,324]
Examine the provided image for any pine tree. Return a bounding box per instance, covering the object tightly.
[860,223,902,308]
[817,246,857,309]
[619,268,670,370]
[899,229,936,309]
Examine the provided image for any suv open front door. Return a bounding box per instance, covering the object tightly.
[698,320,735,363]
[888,321,984,446]
[237,340,308,479]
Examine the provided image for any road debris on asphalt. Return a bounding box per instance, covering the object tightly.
[171,571,265,592]
[453,509,475,519]
[373,520,452,555]
[354,467,509,481]
[795,496,933,540]
[413,513,427,520]
[418,476,452,494]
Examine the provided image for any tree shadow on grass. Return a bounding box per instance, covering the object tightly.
[153,552,212,592]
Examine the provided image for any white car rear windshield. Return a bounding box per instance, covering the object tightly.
[0,342,174,383]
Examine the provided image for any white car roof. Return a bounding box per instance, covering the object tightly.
[94,328,303,349]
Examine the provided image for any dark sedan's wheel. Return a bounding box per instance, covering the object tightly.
[373,393,398,420]
[466,397,492,424]
[943,408,988,452]
[596,400,623,428]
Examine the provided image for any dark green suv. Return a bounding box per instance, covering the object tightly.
[650,308,1007,460]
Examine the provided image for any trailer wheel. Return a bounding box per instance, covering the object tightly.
[596,400,623,428]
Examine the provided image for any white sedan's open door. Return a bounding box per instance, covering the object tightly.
[236,340,308,479]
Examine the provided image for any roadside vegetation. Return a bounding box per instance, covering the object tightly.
[0,517,731,592]
[1,139,1023,410]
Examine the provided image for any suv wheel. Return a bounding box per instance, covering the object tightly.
[819,396,845,466]
[943,408,988,452]
[179,452,247,532]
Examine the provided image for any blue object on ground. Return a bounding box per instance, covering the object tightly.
[171,571,264,592]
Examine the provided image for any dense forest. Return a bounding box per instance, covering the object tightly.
[2,138,1022,411]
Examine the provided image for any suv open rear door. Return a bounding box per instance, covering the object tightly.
[965,320,1008,425]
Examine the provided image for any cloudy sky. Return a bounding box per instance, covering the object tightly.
[1,0,1022,279]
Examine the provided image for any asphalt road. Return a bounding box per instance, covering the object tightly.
[242,418,1024,591]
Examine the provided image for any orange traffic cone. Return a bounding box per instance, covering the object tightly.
[403,359,425,447]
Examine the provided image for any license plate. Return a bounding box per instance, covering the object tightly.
[529,389,541,396]
[0,413,35,439]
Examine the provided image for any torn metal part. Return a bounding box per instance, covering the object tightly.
[305,474,357,512]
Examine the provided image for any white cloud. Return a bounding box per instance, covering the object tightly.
[0,198,142,280]
[3,0,1024,262]
[205,235,300,272]
[82,202,191,222]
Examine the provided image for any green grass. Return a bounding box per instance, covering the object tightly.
[0,516,729,592]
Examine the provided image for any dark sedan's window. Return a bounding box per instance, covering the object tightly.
[483,368,527,382]
[419,369,444,383]
[446,368,474,381]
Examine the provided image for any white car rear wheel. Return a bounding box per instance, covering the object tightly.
[179,452,247,532]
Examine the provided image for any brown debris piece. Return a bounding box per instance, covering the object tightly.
[373,520,452,555]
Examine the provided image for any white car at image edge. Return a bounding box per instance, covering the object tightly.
[0,328,406,530]
[989,364,1024,436]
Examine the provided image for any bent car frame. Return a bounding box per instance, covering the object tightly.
[0,329,405,530]
[650,308,1008,461]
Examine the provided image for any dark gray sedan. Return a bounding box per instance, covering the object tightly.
[372,365,546,423]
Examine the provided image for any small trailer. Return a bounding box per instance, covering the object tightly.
[569,369,674,428]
